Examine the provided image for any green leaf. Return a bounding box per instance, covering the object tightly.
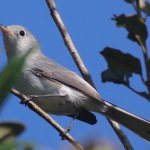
[0,51,31,108]
[0,121,25,142]
[100,47,142,84]
[112,14,148,46]
[0,139,19,150]
[101,69,130,84]
[0,122,34,150]
[0,139,34,150]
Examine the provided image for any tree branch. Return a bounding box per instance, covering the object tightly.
[45,0,133,150]
[11,89,84,150]
[45,0,95,88]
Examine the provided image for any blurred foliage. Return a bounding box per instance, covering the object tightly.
[0,52,30,107]
[0,122,25,142]
[65,138,117,150]
[0,139,33,150]
[0,47,34,149]
[83,139,117,150]
[100,0,150,101]
[0,122,34,150]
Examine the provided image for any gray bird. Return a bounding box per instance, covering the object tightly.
[1,24,150,142]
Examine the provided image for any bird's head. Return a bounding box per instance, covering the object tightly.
[0,24,41,60]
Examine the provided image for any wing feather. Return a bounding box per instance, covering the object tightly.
[31,55,100,100]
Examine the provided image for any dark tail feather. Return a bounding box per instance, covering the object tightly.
[103,102,150,142]
[68,110,97,125]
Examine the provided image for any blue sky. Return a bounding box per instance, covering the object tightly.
[0,0,150,149]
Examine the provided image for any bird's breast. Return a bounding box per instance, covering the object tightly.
[14,69,88,115]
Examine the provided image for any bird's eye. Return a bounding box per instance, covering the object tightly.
[19,30,25,36]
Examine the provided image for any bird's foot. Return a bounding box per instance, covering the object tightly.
[20,95,36,106]
[60,127,71,140]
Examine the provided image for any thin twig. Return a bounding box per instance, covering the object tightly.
[135,35,150,95]
[45,0,133,150]
[135,0,142,17]
[107,120,133,150]
[131,0,142,17]
[131,1,137,13]
[11,89,84,150]
[125,84,150,101]
[142,49,150,90]
[133,0,150,99]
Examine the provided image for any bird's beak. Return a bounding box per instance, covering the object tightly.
[0,24,10,34]
[0,24,16,41]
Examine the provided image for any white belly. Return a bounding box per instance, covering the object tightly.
[15,70,88,115]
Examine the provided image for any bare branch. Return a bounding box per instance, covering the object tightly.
[108,119,133,150]
[45,0,95,88]
[45,0,133,149]
[125,83,150,101]
[11,89,84,150]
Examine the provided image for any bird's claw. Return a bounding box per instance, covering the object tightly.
[60,128,71,140]
[20,96,34,106]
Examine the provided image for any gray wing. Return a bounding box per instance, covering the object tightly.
[31,55,100,100]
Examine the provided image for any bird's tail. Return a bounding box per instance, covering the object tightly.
[100,100,150,142]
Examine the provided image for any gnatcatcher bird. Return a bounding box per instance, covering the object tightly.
[1,24,150,142]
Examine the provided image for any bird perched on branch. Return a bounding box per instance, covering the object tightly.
[1,24,150,142]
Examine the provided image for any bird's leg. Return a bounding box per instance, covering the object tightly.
[66,112,79,132]
[60,112,79,140]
